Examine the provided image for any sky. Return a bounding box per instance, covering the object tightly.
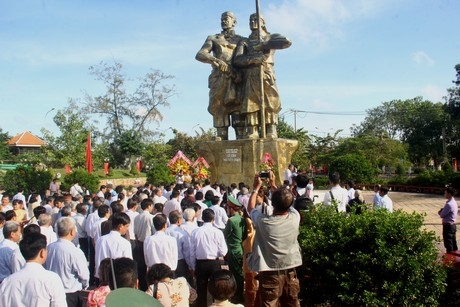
[1,0,459,141]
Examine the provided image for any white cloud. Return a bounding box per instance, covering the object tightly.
[421,85,445,102]
[262,0,395,49]
[412,51,435,66]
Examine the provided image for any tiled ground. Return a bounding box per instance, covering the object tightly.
[314,190,451,252]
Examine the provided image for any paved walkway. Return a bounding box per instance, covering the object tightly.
[314,190,450,253]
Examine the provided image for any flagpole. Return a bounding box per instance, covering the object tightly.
[255,0,266,138]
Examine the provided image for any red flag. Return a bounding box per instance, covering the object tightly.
[86,133,93,173]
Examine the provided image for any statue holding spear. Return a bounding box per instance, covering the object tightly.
[234,3,292,139]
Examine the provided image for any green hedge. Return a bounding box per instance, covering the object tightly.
[298,205,447,306]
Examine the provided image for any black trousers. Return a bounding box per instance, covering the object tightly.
[79,237,89,261]
[195,259,224,307]
[443,223,458,253]
[66,291,84,307]
[137,240,148,291]
[88,239,96,286]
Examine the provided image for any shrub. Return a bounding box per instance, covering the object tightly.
[2,165,53,196]
[146,164,174,186]
[311,176,329,189]
[61,169,100,194]
[298,205,447,306]
[328,154,376,184]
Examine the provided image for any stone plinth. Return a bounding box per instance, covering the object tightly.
[195,138,298,185]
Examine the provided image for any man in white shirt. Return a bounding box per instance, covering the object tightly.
[237,187,250,210]
[376,186,394,212]
[182,208,199,236]
[200,178,220,199]
[1,195,13,213]
[12,187,26,205]
[190,208,228,307]
[323,172,349,213]
[210,195,228,230]
[70,182,84,198]
[96,185,107,199]
[73,203,88,259]
[134,198,155,291]
[85,197,102,286]
[144,213,178,271]
[152,188,168,205]
[95,212,132,280]
[194,191,208,226]
[125,198,139,258]
[163,190,182,217]
[39,213,58,246]
[284,164,295,185]
[91,205,110,244]
[0,221,22,282]
[347,180,356,202]
[166,210,192,280]
[45,217,89,307]
[0,232,67,307]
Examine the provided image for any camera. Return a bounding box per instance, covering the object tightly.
[260,171,270,178]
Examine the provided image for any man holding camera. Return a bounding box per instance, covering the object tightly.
[247,171,302,307]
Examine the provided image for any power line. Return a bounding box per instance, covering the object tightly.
[285,109,366,116]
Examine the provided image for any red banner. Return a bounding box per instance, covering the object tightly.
[104,162,109,175]
[86,133,93,173]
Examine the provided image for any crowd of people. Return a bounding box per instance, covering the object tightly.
[0,169,310,307]
[0,165,406,307]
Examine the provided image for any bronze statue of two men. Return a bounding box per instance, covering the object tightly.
[196,11,291,140]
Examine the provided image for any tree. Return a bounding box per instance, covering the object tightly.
[307,130,342,170]
[444,63,460,160]
[277,117,310,170]
[328,153,376,183]
[0,128,12,162]
[41,99,91,168]
[332,135,409,172]
[353,97,446,167]
[166,127,215,161]
[2,165,53,196]
[84,61,176,140]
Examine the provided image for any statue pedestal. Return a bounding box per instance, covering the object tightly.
[195,138,298,186]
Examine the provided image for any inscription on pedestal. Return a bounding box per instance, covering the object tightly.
[221,147,242,173]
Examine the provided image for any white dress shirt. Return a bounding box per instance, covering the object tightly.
[73,213,87,239]
[85,211,100,239]
[323,185,349,213]
[181,221,199,236]
[163,198,182,217]
[210,205,228,230]
[40,226,58,246]
[143,231,178,270]
[45,238,90,292]
[134,211,155,242]
[125,210,139,241]
[0,239,19,282]
[195,200,208,223]
[92,217,108,243]
[166,224,192,268]
[377,194,394,212]
[0,262,67,307]
[153,195,168,205]
[95,231,132,278]
[190,222,228,270]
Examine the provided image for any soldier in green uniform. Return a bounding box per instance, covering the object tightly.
[223,195,247,304]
